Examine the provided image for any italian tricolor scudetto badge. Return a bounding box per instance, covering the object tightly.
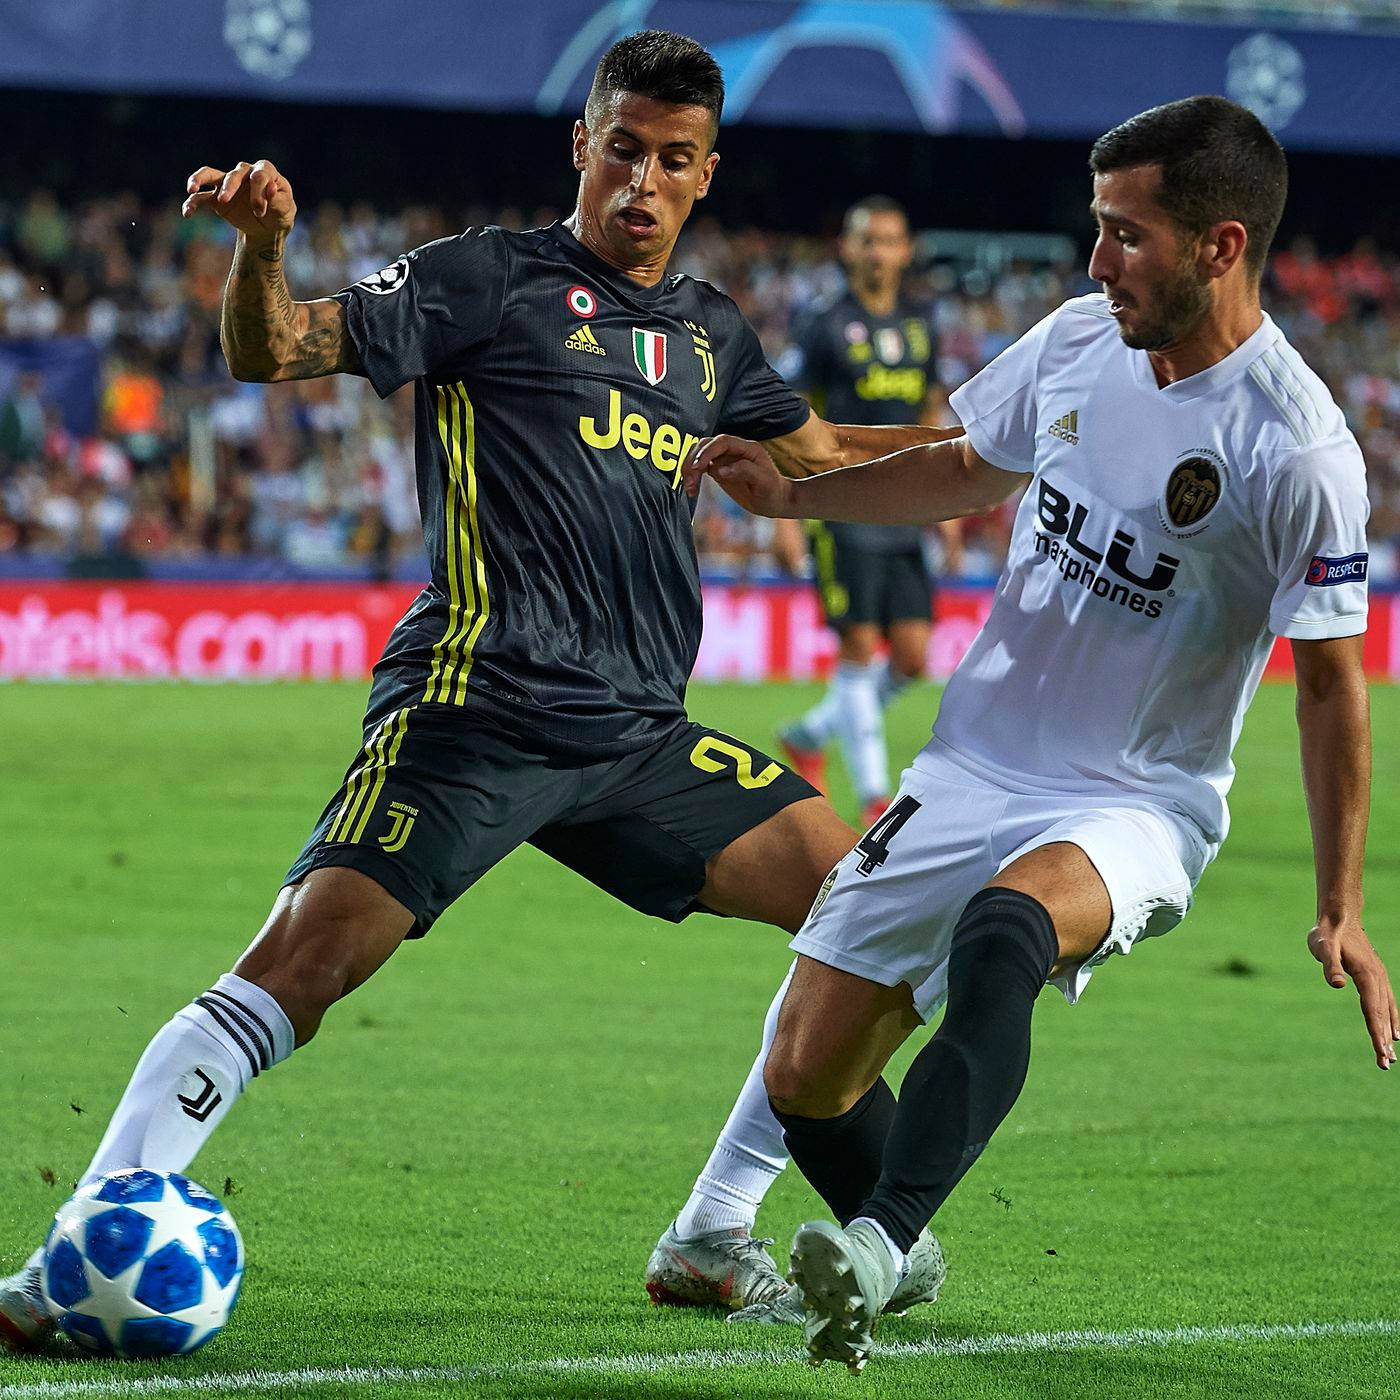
[632,328,667,385]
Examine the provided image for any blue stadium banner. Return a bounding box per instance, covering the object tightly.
[3,1,1399,151]
[0,339,101,438]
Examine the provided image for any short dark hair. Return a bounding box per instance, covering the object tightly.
[585,31,724,146]
[843,195,908,235]
[1089,95,1287,278]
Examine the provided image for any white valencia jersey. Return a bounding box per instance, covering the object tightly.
[935,295,1368,844]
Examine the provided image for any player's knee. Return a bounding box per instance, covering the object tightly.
[763,1044,865,1119]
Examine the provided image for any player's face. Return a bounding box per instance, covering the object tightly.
[572,93,719,273]
[1089,165,1212,353]
[840,210,913,292]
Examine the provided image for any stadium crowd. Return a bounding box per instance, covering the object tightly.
[0,190,1398,582]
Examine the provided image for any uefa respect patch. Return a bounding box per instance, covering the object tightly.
[1305,553,1368,587]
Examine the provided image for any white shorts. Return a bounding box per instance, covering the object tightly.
[790,746,1217,1019]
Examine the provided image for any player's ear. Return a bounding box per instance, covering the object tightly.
[695,151,720,201]
[572,120,589,172]
[1203,219,1248,280]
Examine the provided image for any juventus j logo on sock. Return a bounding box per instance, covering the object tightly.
[177,1068,223,1122]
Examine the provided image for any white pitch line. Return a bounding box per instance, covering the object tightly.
[2,1317,1396,1397]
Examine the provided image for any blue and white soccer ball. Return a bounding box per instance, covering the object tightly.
[41,1168,244,1357]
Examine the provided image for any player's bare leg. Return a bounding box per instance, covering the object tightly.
[884,619,929,692]
[698,795,856,934]
[775,842,1110,1369]
[0,868,412,1353]
[233,868,413,1046]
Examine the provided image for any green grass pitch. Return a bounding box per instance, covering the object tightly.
[1,679,1397,1399]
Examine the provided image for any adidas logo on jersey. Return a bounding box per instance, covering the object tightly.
[1048,410,1079,445]
[566,325,606,356]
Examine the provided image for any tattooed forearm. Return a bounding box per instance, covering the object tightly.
[220,233,362,382]
[279,307,359,379]
[260,245,295,325]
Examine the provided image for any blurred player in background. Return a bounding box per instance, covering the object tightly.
[659,95,1396,1369]
[0,30,961,1353]
[775,198,962,825]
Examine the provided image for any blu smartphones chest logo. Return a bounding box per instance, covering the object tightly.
[1305,553,1368,587]
[1033,479,1179,619]
[1035,480,1179,589]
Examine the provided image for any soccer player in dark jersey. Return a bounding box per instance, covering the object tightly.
[773,197,962,826]
[0,31,957,1350]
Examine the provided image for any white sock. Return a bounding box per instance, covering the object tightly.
[80,973,294,1187]
[850,1215,907,1277]
[674,965,793,1240]
[790,657,913,751]
[875,659,914,708]
[834,661,889,804]
[787,686,843,750]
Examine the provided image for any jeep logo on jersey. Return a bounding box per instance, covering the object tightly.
[577,389,698,489]
[355,258,409,295]
[632,328,667,385]
[1034,480,1178,619]
[1164,455,1222,530]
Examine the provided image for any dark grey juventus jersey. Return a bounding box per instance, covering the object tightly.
[790,289,934,553]
[335,222,809,754]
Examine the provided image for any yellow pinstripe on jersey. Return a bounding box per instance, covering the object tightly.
[425,382,490,705]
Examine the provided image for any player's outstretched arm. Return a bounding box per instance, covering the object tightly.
[761,409,965,479]
[182,160,363,383]
[1293,634,1398,1069]
[684,432,1024,526]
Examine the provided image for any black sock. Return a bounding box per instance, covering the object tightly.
[770,1078,895,1225]
[862,888,1058,1252]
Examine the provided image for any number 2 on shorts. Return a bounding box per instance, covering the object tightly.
[688,735,782,790]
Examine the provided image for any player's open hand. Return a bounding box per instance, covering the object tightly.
[1308,917,1398,1069]
[181,160,297,243]
[683,435,796,517]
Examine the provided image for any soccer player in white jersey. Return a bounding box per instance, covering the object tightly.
[649,96,1397,1370]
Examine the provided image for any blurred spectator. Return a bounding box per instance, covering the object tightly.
[0,190,1396,583]
[104,348,165,463]
[0,370,46,459]
[16,190,69,269]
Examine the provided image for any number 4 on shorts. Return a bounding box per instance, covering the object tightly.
[854,795,922,876]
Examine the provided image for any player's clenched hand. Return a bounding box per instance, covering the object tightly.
[1308,917,1399,1069]
[181,160,297,242]
[683,435,796,517]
